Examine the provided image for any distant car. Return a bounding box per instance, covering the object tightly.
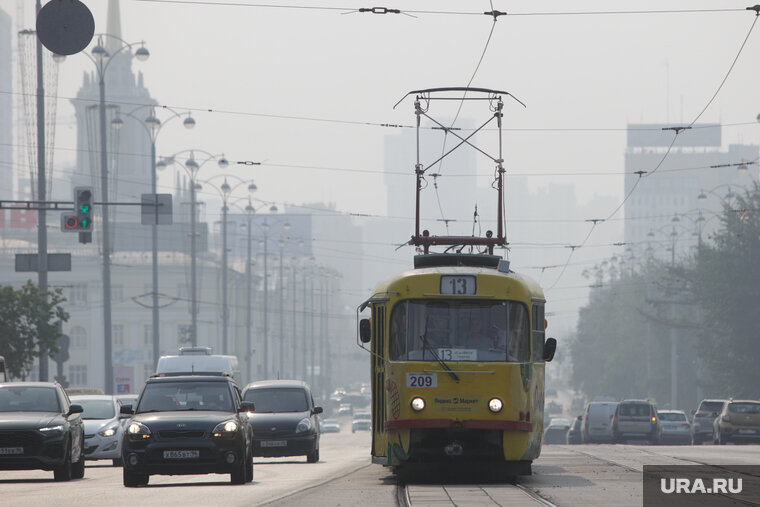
[582,402,618,443]
[692,399,725,444]
[320,419,341,433]
[242,380,322,463]
[547,400,563,414]
[546,388,558,397]
[567,416,583,444]
[338,403,353,416]
[612,400,660,444]
[70,395,124,465]
[351,412,371,433]
[713,400,760,445]
[543,418,571,444]
[120,375,254,486]
[0,382,85,481]
[657,410,693,445]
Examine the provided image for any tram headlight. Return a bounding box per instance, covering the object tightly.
[410,397,425,412]
[488,397,503,413]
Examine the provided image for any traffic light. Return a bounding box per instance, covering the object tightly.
[74,186,93,231]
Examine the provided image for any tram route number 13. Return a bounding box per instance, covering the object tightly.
[440,275,476,295]
[406,372,438,388]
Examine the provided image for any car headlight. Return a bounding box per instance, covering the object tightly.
[98,425,119,437]
[411,397,425,412]
[296,418,312,433]
[127,422,152,440]
[488,397,503,413]
[39,424,64,436]
[212,420,239,438]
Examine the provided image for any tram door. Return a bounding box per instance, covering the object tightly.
[371,305,387,458]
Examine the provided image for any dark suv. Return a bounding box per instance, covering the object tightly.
[120,375,254,486]
[692,399,725,444]
[242,380,322,463]
[0,382,85,481]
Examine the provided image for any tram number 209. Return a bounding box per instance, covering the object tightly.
[406,373,437,388]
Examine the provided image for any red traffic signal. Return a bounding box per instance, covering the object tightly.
[60,214,79,232]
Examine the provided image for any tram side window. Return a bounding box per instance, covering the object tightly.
[532,304,545,363]
[506,303,531,363]
[389,302,408,361]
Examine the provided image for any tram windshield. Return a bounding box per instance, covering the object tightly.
[388,300,530,362]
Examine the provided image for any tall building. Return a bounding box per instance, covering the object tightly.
[624,124,758,260]
[0,7,12,202]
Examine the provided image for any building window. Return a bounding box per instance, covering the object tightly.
[69,283,87,305]
[142,363,153,383]
[113,324,125,347]
[111,284,123,301]
[178,284,189,300]
[69,365,87,386]
[143,324,152,345]
[69,326,87,348]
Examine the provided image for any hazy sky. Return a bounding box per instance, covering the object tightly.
[9,0,760,333]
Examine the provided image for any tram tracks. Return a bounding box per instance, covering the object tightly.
[397,480,557,507]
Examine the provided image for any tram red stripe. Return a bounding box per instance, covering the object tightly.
[385,419,532,431]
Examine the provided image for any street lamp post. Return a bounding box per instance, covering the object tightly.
[84,34,149,393]
[160,150,228,346]
[112,107,195,369]
[196,176,255,355]
[278,239,286,378]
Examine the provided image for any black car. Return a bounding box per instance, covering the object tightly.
[0,382,85,481]
[120,375,254,486]
[242,380,322,463]
[567,416,583,444]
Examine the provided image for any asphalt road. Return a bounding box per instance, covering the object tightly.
[2,426,760,507]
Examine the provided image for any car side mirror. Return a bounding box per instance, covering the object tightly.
[67,404,83,416]
[543,337,557,362]
[120,404,134,415]
[313,406,323,415]
[239,401,255,413]
[359,319,371,343]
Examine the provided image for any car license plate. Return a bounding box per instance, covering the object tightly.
[261,440,287,448]
[738,429,757,434]
[0,447,23,455]
[163,450,199,459]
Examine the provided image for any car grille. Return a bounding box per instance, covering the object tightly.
[0,431,42,454]
[159,430,205,439]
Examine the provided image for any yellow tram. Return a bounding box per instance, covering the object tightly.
[358,254,556,474]
[357,88,556,475]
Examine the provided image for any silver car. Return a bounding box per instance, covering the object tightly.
[657,410,693,445]
[692,399,725,444]
[612,400,661,444]
[70,395,124,466]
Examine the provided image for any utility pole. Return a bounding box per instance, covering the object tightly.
[35,0,49,381]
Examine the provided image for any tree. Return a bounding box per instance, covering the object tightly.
[692,182,760,397]
[0,281,69,380]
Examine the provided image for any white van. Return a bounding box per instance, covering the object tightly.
[155,347,241,385]
[581,401,619,443]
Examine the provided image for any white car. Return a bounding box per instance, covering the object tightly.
[70,395,124,466]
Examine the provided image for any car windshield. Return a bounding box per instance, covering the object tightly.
[388,299,530,362]
[728,403,760,414]
[658,412,687,422]
[619,404,652,417]
[137,382,233,412]
[324,419,339,425]
[244,388,308,413]
[550,419,571,427]
[76,399,115,419]
[0,386,60,413]
[354,413,371,420]
[699,402,724,413]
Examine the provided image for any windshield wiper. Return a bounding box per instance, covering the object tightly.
[420,332,459,382]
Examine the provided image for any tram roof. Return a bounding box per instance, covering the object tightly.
[369,262,544,300]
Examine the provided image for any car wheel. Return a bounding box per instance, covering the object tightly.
[53,442,73,482]
[231,455,247,484]
[72,440,85,479]
[123,467,149,487]
[307,447,319,463]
